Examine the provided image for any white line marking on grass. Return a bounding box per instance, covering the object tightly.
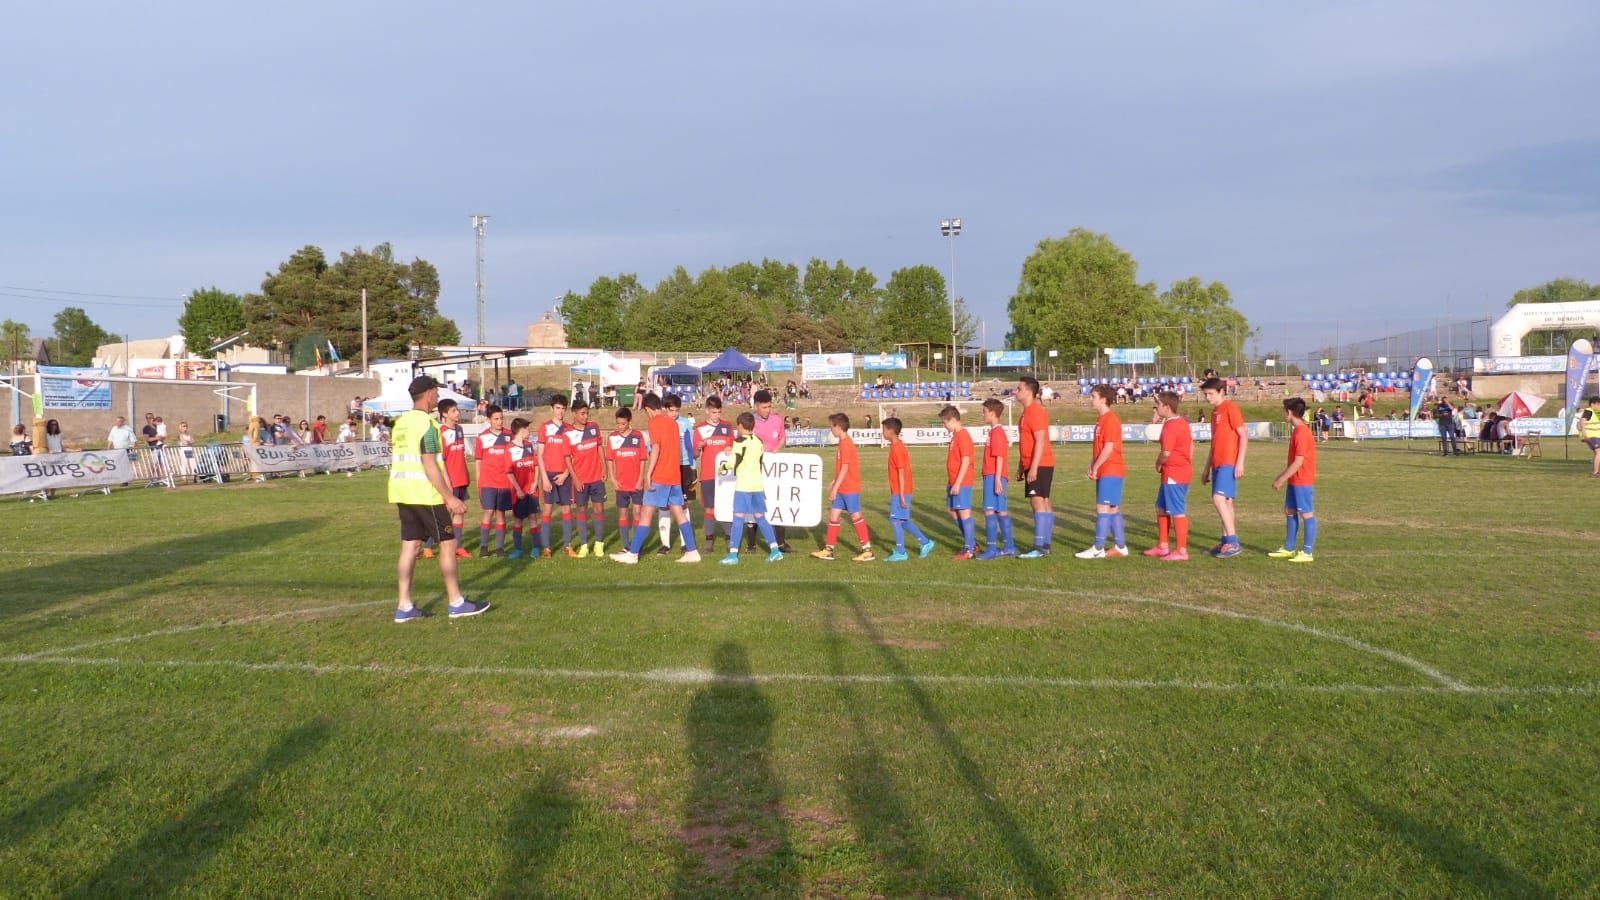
[3,654,1597,698]
[13,601,389,661]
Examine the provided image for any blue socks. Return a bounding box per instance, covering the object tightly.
[960,516,976,551]
[1094,512,1110,548]
[891,519,905,553]
[1302,518,1317,554]
[756,517,777,547]
[1000,515,1014,551]
[1034,511,1055,548]
[679,521,698,553]
[1284,515,1299,549]
[1111,512,1125,547]
[905,518,928,545]
[985,513,998,549]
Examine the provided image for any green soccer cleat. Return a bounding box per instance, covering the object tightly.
[1268,547,1296,559]
[1289,551,1314,563]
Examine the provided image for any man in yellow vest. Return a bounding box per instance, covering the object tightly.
[391,375,489,621]
[1581,395,1600,478]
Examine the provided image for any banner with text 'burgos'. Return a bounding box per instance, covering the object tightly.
[244,441,389,474]
[712,451,823,527]
[0,450,131,494]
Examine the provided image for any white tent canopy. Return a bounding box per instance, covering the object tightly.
[362,386,474,415]
[571,352,642,388]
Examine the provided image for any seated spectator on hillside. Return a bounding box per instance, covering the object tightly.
[799,381,811,399]
[338,417,357,442]
[1495,414,1520,454]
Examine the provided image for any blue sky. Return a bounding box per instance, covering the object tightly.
[2,1,1596,359]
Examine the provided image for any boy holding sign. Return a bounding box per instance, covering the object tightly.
[717,412,785,565]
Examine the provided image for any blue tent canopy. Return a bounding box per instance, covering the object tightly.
[655,363,702,382]
[698,347,761,373]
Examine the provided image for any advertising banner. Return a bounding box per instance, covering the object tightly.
[1473,355,1566,374]
[1107,348,1157,365]
[0,449,131,494]
[802,353,855,381]
[862,353,908,371]
[758,355,795,373]
[1409,358,1434,421]
[712,451,824,527]
[985,350,1033,368]
[243,441,389,474]
[38,366,112,410]
[1565,339,1594,429]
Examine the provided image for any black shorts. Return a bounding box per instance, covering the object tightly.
[451,485,468,502]
[680,464,697,500]
[397,503,453,543]
[1024,466,1054,500]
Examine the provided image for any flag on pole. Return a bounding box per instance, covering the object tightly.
[327,340,341,363]
[1409,357,1434,422]
[314,345,325,368]
[31,373,44,417]
[1565,338,1594,433]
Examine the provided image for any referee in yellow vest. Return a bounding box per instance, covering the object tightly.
[391,375,489,621]
[1582,395,1600,478]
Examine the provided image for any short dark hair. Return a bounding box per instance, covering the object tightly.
[510,417,531,433]
[829,412,850,429]
[1018,376,1040,397]
[1284,397,1307,418]
[736,412,755,430]
[982,398,1005,416]
[1590,396,1600,405]
[1200,377,1225,393]
[642,393,663,411]
[882,417,903,435]
[485,404,502,417]
[437,399,457,415]
[615,407,632,422]
[1090,384,1115,405]
[550,395,567,408]
[753,389,773,404]
[704,395,722,410]
[570,399,589,413]
[1156,391,1180,412]
[939,405,961,421]
[664,393,681,409]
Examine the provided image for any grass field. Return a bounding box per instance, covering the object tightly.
[3,437,1597,897]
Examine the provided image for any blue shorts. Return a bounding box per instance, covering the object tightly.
[1156,482,1189,516]
[479,487,513,512]
[947,485,973,512]
[889,494,913,521]
[1210,465,1237,499]
[982,475,1009,512]
[451,486,468,502]
[615,489,642,508]
[831,491,862,514]
[644,483,685,508]
[543,480,574,506]
[512,494,539,520]
[1284,484,1315,514]
[732,490,767,516]
[573,481,606,505]
[1094,475,1124,507]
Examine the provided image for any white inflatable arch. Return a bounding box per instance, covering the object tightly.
[1489,300,1600,357]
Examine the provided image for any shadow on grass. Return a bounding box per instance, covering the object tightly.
[0,767,113,848]
[1356,799,1553,899]
[843,593,1062,896]
[494,770,578,898]
[60,720,333,899]
[673,642,799,898]
[4,519,324,631]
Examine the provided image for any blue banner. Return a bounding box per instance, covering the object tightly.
[758,355,795,372]
[1566,339,1595,429]
[1408,358,1434,421]
[1107,348,1157,365]
[985,350,1033,367]
[39,366,113,410]
[862,353,908,371]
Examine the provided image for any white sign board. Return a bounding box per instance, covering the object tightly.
[712,451,823,527]
[0,450,132,494]
[244,441,389,474]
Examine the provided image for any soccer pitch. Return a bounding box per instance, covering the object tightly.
[3,442,1596,896]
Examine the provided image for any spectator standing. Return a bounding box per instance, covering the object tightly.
[311,415,328,443]
[1433,397,1459,456]
[1580,396,1600,477]
[44,419,65,453]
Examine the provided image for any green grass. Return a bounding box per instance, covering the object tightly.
[3,440,1597,897]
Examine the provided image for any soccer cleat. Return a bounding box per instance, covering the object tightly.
[1143,546,1171,557]
[479,548,492,559]
[952,549,974,560]
[591,540,604,557]
[1106,546,1129,557]
[1017,549,1046,559]
[884,551,910,562]
[999,547,1018,558]
[1205,543,1224,557]
[1289,551,1314,563]
[455,547,473,559]
[976,548,1001,561]
[703,535,716,552]
[656,546,671,556]
[1160,548,1189,562]
[1267,547,1296,559]
[540,548,553,559]
[852,549,875,563]
[393,606,432,623]
[766,548,784,563]
[448,598,490,618]
[678,550,701,564]
[575,543,590,559]
[609,550,639,564]
[1075,546,1106,559]
[811,548,836,561]
[421,547,435,559]
[778,543,796,554]
[505,548,522,560]
[565,546,581,559]
[719,552,740,565]
[1215,543,1242,559]
[918,540,937,558]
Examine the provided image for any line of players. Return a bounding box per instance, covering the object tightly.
[422,375,1320,565]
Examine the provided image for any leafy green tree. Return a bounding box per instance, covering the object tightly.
[562,274,640,348]
[1507,277,1600,306]
[1006,229,1160,367]
[177,287,246,358]
[50,307,114,367]
[879,265,952,350]
[1152,277,1256,372]
[1,319,30,363]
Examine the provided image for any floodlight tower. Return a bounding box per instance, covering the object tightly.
[940,217,962,382]
[471,214,490,346]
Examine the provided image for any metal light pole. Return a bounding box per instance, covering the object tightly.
[940,217,961,382]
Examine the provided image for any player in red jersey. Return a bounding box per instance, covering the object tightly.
[1269,397,1318,563]
[506,418,542,559]
[568,399,607,557]
[610,392,700,563]
[537,395,576,558]
[977,398,1017,559]
[474,405,513,557]
[1016,376,1056,558]
[1145,391,1193,561]
[1201,376,1249,557]
[424,398,472,559]
[811,412,872,561]
[605,407,648,552]
[1077,384,1129,558]
[692,396,737,552]
[940,405,978,558]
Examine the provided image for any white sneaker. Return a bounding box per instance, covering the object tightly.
[1074,546,1106,559]
[677,550,701,563]
[609,550,639,564]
